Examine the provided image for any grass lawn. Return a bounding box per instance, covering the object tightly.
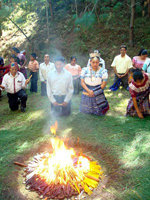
[0,78,150,200]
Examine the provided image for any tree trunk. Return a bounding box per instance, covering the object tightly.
[48,0,54,21]
[148,0,150,17]
[46,0,50,41]
[75,0,78,17]
[129,0,136,47]
[0,0,2,37]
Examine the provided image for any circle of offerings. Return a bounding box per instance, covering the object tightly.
[23,136,103,200]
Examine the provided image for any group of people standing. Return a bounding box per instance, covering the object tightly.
[0,45,150,119]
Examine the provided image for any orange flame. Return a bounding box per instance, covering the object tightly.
[28,122,103,196]
[50,121,58,136]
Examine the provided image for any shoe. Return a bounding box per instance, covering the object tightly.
[21,107,26,112]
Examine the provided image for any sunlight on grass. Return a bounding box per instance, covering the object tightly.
[61,128,72,137]
[27,110,45,121]
[121,132,150,168]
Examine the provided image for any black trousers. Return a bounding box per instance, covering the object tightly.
[114,73,128,89]
[30,72,38,93]
[7,89,28,111]
[51,95,71,116]
[41,82,47,96]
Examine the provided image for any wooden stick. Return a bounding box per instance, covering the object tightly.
[28,75,32,81]
[85,174,99,182]
[57,103,63,106]
[82,91,89,96]
[14,162,27,167]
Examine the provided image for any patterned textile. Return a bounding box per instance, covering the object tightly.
[80,85,109,116]
[126,74,150,116]
[80,67,108,86]
[132,56,145,69]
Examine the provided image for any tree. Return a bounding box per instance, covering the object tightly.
[0,0,2,37]
[48,0,53,20]
[129,0,136,47]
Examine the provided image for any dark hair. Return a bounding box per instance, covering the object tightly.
[0,57,4,66]
[55,56,65,63]
[120,45,127,50]
[70,56,77,61]
[133,69,144,82]
[12,47,20,53]
[90,56,100,61]
[31,53,37,59]
[138,49,148,56]
[129,68,136,73]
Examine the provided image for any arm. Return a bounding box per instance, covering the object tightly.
[64,75,74,104]
[35,61,39,71]
[0,75,7,90]
[113,67,121,78]
[39,65,45,82]
[101,81,107,90]
[132,97,144,119]
[121,68,130,78]
[22,57,27,68]
[121,58,133,77]
[47,77,57,105]
[142,64,147,72]
[81,79,94,97]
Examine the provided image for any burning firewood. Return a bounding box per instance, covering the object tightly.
[23,123,103,199]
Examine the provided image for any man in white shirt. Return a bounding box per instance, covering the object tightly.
[0,64,30,112]
[111,45,133,90]
[39,54,55,96]
[47,57,74,116]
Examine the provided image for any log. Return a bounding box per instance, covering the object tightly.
[85,174,99,182]
[14,162,27,167]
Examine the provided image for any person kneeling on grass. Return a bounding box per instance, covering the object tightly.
[0,64,30,112]
[126,69,150,119]
[47,57,74,116]
[80,52,109,116]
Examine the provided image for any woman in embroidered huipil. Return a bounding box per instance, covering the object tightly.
[80,52,109,116]
[126,69,150,119]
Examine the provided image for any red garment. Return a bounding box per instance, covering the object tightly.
[129,74,150,97]
[0,63,20,83]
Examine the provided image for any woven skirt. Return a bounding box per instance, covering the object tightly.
[80,85,109,116]
[126,90,150,117]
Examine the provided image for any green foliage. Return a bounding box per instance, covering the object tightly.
[0,80,150,200]
[75,12,96,30]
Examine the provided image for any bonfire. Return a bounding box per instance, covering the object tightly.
[23,122,103,199]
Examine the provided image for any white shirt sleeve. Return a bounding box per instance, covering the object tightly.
[111,57,116,67]
[1,74,7,90]
[128,57,133,69]
[80,67,86,79]
[102,69,108,81]
[64,74,74,103]
[47,75,56,104]
[39,64,45,82]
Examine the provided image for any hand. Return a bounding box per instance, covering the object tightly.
[88,90,94,97]
[53,102,59,106]
[117,74,122,78]
[62,102,68,107]
[25,79,30,86]
[0,85,5,89]
[137,111,144,119]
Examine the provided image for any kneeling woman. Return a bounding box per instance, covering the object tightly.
[126,69,150,119]
[80,53,109,116]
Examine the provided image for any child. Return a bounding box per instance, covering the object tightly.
[28,53,39,93]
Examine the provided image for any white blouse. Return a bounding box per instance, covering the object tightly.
[81,67,108,86]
